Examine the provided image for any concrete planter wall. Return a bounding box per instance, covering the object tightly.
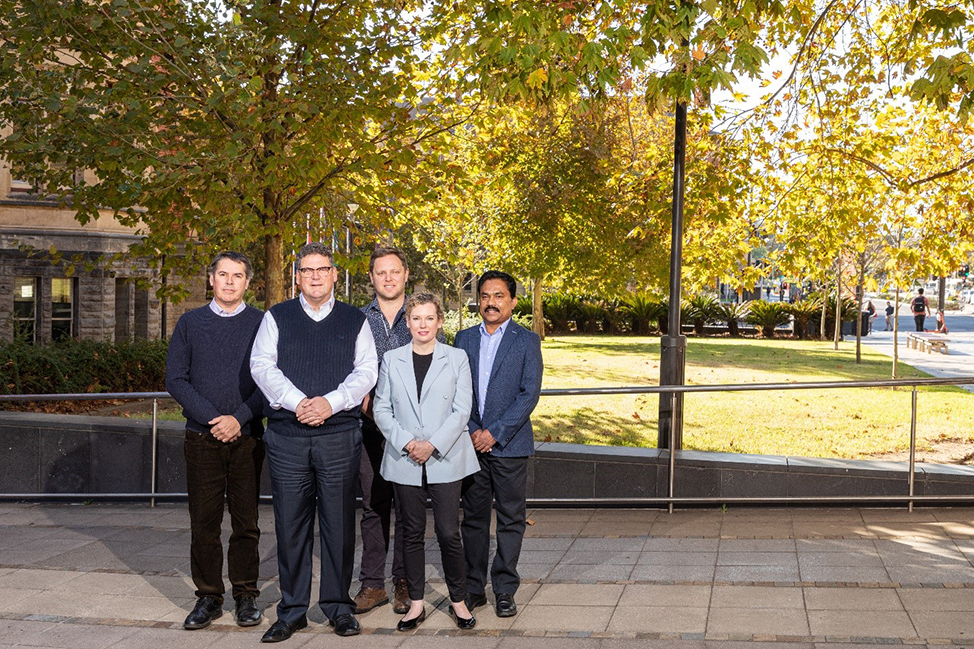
[1,412,972,501]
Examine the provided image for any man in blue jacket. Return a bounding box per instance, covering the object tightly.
[454,270,543,619]
[165,251,265,631]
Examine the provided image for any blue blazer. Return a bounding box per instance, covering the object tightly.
[373,341,479,486]
[453,320,543,458]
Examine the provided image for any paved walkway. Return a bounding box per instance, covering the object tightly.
[3,503,974,647]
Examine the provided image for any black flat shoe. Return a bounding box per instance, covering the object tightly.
[330,613,361,637]
[260,617,307,643]
[465,592,488,611]
[396,608,426,632]
[449,605,476,630]
[183,595,223,630]
[234,595,261,627]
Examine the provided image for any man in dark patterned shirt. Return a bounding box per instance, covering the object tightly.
[353,246,413,614]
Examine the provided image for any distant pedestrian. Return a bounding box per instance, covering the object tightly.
[935,310,949,335]
[884,301,894,331]
[911,288,931,332]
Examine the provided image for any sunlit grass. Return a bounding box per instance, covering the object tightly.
[536,336,974,459]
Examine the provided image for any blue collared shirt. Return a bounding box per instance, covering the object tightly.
[478,318,510,417]
[208,299,247,317]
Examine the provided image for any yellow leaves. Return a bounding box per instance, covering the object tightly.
[526,67,548,89]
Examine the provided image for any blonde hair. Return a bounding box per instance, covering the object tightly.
[404,292,444,320]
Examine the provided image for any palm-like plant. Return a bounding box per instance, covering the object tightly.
[746,300,791,338]
[785,297,822,340]
[625,294,664,335]
[575,299,605,334]
[601,298,630,333]
[714,301,752,337]
[543,294,578,333]
[687,295,720,335]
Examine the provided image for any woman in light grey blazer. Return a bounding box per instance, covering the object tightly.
[373,293,479,631]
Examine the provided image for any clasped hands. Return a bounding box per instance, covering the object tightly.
[470,428,496,453]
[404,439,435,464]
[296,396,333,427]
[208,415,241,443]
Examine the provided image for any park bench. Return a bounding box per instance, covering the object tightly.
[907,332,949,354]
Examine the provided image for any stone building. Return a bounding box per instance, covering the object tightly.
[0,153,205,345]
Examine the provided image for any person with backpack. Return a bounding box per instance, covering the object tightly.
[884,301,894,331]
[912,288,931,332]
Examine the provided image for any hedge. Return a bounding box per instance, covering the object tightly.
[0,339,169,396]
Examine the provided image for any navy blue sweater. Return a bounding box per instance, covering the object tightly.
[165,305,265,437]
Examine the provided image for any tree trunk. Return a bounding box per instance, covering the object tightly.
[855,251,865,364]
[892,286,900,379]
[833,256,842,350]
[265,231,286,307]
[819,282,828,341]
[456,282,465,332]
[532,277,545,340]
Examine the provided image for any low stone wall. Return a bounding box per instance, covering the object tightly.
[1,412,971,501]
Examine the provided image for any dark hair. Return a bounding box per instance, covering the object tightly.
[208,251,253,280]
[405,292,444,320]
[918,288,924,295]
[369,246,408,273]
[477,270,517,298]
[296,242,334,268]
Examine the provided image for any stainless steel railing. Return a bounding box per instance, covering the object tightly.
[1,375,973,510]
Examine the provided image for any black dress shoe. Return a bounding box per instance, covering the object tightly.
[449,605,476,630]
[183,595,223,630]
[234,595,261,627]
[330,613,361,637]
[260,618,307,643]
[495,593,517,618]
[396,607,426,632]
[465,592,488,611]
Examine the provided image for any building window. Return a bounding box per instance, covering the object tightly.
[13,277,39,343]
[51,278,76,341]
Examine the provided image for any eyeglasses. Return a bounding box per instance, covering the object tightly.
[297,266,334,276]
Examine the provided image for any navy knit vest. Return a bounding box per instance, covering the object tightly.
[266,298,366,437]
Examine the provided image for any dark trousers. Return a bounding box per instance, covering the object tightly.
[358,418,404,588]
[915,313,925,331]
[264,426,361,623]
[461,454,528,597]
[184,430,264,602]
[395,476,466,603]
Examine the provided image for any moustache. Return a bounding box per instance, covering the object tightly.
[484,307,499,312]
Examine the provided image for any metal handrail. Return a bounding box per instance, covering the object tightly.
[2,375,973,510]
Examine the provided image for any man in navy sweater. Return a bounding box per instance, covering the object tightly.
[165,251,266,631]
[251,243,377,642]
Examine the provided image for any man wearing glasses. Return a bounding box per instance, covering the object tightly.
[251,242,378,642]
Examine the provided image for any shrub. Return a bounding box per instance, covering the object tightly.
[0,338,169,396]
[543,294,579,333]
[714,301,751,337]
[746,300,791,338]
[625,294,663,335]
[601,298,630,333]
[575,299,605,333]
[687,295,720,335]
[785,298,821,340]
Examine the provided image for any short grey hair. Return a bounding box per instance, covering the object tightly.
[296,242,335,268]
[208,251,253,280]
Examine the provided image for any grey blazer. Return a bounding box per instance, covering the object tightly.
[373,341,479,486]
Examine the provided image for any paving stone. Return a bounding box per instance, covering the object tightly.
[546,564,634,582]
[706,608,810,636]
[643,539,720,553]
[716,552,799,567]
[18,621,140,648]
[607,606,708,634]
[629,565,716,582]
[897,588,974,611]
[710,586,804,609]
[0,568,82,591]
[909,611,974,639]
[803,587,904,610]
[530,584,624,607]
[798,551,885,567]
[558,551,639,566]
[511,605,614,633]
[717,540,797,553]
[798,566,892,582]
[712,565,800,582]
[808,609,918,638]
[617,585,711,608]
[637,552,717,566]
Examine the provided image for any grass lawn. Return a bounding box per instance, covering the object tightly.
[536,335,974,460]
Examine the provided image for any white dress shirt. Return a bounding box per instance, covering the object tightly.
[250,292,378,414]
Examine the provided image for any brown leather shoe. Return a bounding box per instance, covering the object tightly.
[392,578,409,615]
[353,586,389,614]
